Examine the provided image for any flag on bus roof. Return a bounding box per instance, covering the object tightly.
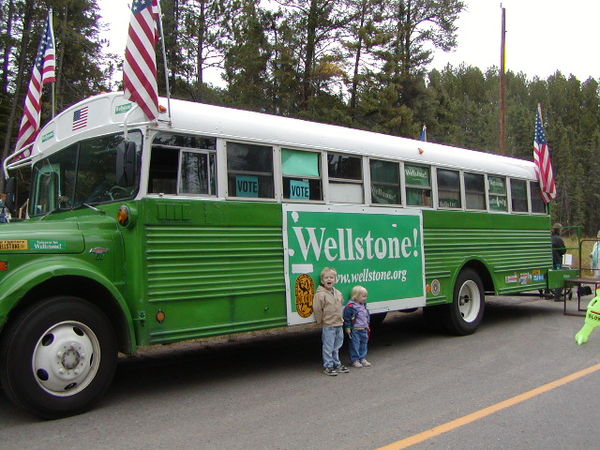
[419,124,427,142]
[533,104,557,203]
[123,0,160,121]
[72,106,89,131]
[15,11,55,156]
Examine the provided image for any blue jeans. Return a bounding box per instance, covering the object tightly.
[322,326,344,368]
[349,329,369,362]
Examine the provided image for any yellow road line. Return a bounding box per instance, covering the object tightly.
[378,363,600,450]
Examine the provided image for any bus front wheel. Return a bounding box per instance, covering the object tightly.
[0,296,117,419]
[443,269,485,335]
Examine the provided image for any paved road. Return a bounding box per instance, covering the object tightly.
[1,295,599,449]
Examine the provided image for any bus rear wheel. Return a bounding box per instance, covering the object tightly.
[0,296,117,419]
[442,269,485,335]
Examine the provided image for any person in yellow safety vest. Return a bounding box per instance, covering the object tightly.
[575,288,600,345]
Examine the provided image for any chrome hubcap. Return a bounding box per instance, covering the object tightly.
[458,280,480,323]
[32,321,100,396]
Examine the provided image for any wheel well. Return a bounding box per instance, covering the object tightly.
[4,276,131,354]
[461,260,494,293]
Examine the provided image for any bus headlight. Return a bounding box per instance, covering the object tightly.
[117,205,137,228]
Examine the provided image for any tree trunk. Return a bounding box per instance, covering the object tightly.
[301,0,319,107]
[2,0,35,164]
[54,6,69,111]
[349,1,367,117]
[196,0,206,88]
[0,0,16,94]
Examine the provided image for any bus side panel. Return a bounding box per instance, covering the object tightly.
[140,198,287,345]
[423,210,552,305]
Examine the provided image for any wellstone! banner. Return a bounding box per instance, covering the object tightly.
[283,204,425,325]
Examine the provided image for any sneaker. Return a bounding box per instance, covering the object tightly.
[335,364,350,373]
[351,361,363,368]
[360,359,372,367]
[323,367,338,376]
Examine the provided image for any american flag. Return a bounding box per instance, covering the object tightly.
[15,11,56,155]
[72,106,89,131]
[533,104,557,203]
[123,0,160,121]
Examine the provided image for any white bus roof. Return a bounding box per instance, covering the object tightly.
[20,92,537,180]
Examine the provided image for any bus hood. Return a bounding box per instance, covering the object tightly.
[0,220,84,254]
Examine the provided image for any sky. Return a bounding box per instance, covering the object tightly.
[98,0,600,84]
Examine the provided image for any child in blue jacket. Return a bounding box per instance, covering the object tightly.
[343,285,371,368]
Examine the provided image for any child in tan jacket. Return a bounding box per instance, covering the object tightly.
[312,267,349,376]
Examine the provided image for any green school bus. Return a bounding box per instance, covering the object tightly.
[0,92,575,418]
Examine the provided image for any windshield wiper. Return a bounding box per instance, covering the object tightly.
[39,207,60,220]
[82,203,105,214]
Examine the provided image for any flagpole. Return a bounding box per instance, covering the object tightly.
[49,9,55,118]
[499,4,507,155]
[156,1,171,121]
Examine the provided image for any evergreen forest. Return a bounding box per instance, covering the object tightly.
[1,0,599,234]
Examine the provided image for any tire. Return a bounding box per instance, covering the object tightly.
[0,296,118,419]
[442,268,485,335]
[370,312,387,328]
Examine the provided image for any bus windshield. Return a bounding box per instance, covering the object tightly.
[30,131,142,216]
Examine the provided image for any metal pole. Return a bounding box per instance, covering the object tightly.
[157,1,172,122]
[49,8,55,118]
[499,5,507,155]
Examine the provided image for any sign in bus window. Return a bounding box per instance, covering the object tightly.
[464,172,486,210]
[370,159,401,205]
[405,165,432,207]
[510,179,528,212]
[289,180,310,200]
[437,169,461,209]
[282,149,322,201]
[235,175,259,197]
[488,176,507,211]
[227,142,274,198]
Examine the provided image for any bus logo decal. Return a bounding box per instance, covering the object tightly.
[41,130,54,142]
[430,279,441,296]
[115,103,133,114]
[295,274,315,318]
[32,240,66,250]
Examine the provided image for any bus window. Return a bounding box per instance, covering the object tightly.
[405,164,432,207]
[328,153,363,203]
[179,151,216,195]
[510,179,528,212]
[488,176,507,211]
[227,142,274,198]
[153,133,216,150]
[30,132,141,216]
[149,133,217,196]
[149,147,178,194]
[370,159,401,205]
[282,149,322,201]
[465,172,486,210]
[530,181,546,213]
[437,169,461,209]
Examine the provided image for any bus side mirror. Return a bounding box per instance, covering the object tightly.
[116,141,137,186]
[4,177,16,214]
